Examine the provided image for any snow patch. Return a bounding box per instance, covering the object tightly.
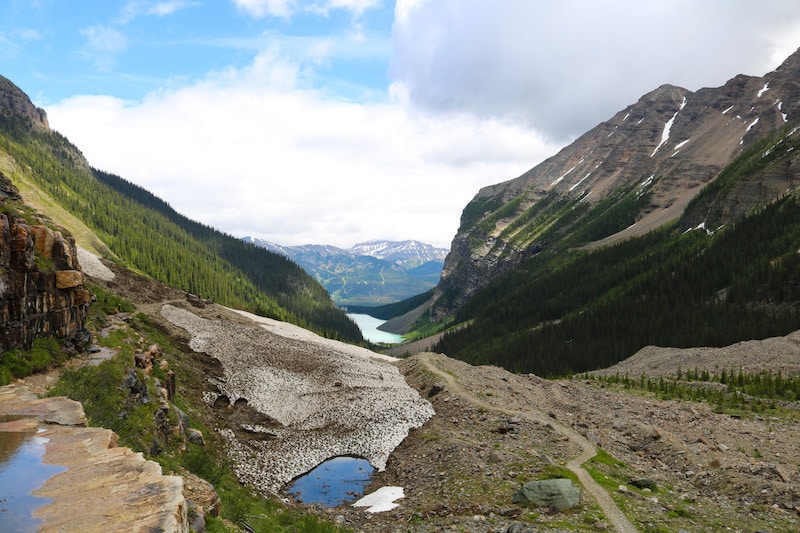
[778,101,788,123]
[353,486,404,513]
[721,105,734,115]
[651,97,686,157]
[623,112,630,121]
[569,172,592,192]
[77,247,115,281]
[551,158,584,186]
[757,83,769,97]
[746,117,760,132]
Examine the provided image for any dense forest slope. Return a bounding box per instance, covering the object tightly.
[411,48,800,375]
[0,75,361,343]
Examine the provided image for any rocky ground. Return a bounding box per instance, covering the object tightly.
[66,252,800,532]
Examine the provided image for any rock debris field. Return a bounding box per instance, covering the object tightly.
[160,304,434,494]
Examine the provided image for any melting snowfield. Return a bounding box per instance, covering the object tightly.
[161,305,434,494]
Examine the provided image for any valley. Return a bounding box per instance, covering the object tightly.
[11,254,799,532]
[3,39,800,533]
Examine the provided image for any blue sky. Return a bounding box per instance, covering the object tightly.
[2,1,800,248]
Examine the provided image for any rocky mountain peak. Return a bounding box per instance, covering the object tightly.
[432,47,800,320]
[0,75,50,131]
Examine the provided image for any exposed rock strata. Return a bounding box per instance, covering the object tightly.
[0,384,188,532]
[160,304,434,493]
[0,173,92,352]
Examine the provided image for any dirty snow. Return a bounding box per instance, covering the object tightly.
[160,304,434,493]
[77,247,115,281]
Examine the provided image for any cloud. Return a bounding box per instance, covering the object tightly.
[232,0,380,19]
[44,1,800,250]
[390,0,800,142]
[79,25,128,71]
[146,1,198,16]
[47,50,556,248]
[233,0,296,18]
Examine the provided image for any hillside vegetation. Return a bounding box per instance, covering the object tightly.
[0,109,361,343]
[427,123,800,375]
[436,189,800,375]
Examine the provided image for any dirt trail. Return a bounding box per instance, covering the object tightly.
[418,352,638,533]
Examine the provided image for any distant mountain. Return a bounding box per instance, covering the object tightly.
[242,238,448,306]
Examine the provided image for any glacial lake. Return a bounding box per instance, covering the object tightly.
[347,313,404,344]
[285,456,375,506]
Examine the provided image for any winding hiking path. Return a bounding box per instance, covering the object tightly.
[418,352,639,533]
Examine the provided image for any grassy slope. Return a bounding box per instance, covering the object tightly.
[0,113,361,343]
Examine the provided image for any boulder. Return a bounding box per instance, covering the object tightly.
[512,478,581,510]
[187,428,206,446]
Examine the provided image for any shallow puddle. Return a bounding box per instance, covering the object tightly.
[285,456,375,506]
[0,424,66,532]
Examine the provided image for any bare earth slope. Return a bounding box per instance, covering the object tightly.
[594,330,800,378]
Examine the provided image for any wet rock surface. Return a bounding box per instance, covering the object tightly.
[0,384,188,532]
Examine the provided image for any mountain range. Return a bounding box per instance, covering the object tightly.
[384,46,800,376]
[242,238,448,306]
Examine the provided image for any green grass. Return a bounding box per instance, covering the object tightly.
[0,337,66,385]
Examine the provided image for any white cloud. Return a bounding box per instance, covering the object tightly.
[47,50,556,249]
[233,0,296,18]
[79,25,128,71]
[45,0,800,250]
[147,1,197,16]
[233,0,380,19]
[390,0,800,142]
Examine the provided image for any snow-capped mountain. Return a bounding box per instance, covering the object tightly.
[242,238,449,306]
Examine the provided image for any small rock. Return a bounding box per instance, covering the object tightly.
[187,428,206,446]
[618,485,628,493]
[506,523,535,533]
[593,521,609,530]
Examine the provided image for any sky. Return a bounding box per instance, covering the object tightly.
[2,1,800,249]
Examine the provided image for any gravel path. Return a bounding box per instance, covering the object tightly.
[419,353,638,533]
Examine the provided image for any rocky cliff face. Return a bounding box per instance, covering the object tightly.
[0,75,49,131]
[0,172,92,353]
[433,47,800,320]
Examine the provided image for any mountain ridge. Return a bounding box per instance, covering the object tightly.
[430,46,800,321]
[243,237,448,306]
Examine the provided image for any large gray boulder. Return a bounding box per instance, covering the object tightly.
[512,478,581,510]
